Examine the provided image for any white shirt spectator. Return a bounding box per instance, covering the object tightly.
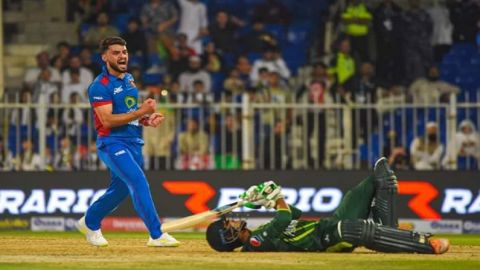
[178,0,208,54]
[61,68,93,94]
[250,58,291,83]
[410,122,444,170]
[62,83,86,104]
[427,4,453,46]
[24,67,61,88]
[443,120,480,169]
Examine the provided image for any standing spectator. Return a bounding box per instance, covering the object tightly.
[427,1,453,63]
[62,55,94,93]
[443,120,480,170]
[447,0,480,43]
[121,18,148,59]
[10,90,35,127]
[32,68,59,124]
[342,0,373,62]
[24,51,61,91]
[252,0,291,25]
[83,12,120,50]
[13,139,42,171]
[262,120,291,170]
[373,0,403,86]
[62,69,87,103]
[178,118,210,170]
[169,33,197,78]
[401,0,433,84]
[329,39,356,97]
[297,63,333,99]
[140,0,178,56]
[80,47,101,75]
[240,21,277,53]
[235,55,252,86]
[215,114,242,169]
[50,41,71,72]
[201,42,222,73]
[62,92,84,141]
[409,66,459,104]
[177,0,208,54]
[250,47,290,83]
[178,56,211,93]
[410,122,444,170]
[208,10,245,53]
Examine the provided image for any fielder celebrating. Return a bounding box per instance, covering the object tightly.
[76,37,179,247]
[206,157,449,254]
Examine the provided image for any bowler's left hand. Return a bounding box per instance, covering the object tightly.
[148,113,165,128]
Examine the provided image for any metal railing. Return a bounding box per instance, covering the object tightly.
[0,92,479,171]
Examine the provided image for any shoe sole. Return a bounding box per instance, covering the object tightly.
[147,242,180,247]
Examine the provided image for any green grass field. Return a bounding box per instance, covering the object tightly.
[0,231,479,270]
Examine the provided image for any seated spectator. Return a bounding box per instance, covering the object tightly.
[240,21,277,53]
[252,0,291,25]
[177,0,208,54]
[409,66,459,104]
[223,69,246,98]
[262,120,291,170]
[342,0,373,62]
[178,118,210,170]
[33,68,59,105]
[215,114,242,169]
[80,47,101,75]
[62,55,94,94]
[410,122,444,170]
[252,67,270,95]
[50,41,71,72]
[24,51,61,91]
[0,135,14,171]
[383,130,411,170]
[250,47,290,83]
[84,141,106,171]
[208,10,245,53]
[235,55,252,86]
[10,90,35,127]
[443,120,480,170]
[178,56,211,93]
[62,92,84,140]
[352,62,377,104]
[121,18,148,58]
[83,12,120,50]
[297,63,333,100]
[62,69,86,103]
[201,41,222,73]
[13,139,42,171]
[140,0,178,55]
[179,80,214,105]
[54,136,78,171]
[170,33,197,78]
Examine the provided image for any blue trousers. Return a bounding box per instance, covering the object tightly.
[85,140,162,239]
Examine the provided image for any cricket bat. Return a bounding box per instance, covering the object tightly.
[160,200,244,233]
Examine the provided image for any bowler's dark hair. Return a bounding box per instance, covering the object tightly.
[99,37,127,54]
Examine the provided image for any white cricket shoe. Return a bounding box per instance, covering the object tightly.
[147,233,180,247]
[76,216,108,247]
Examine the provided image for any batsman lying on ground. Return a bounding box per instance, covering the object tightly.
[206,157,450,254]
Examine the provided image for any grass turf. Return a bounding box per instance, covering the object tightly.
[0,231,479,270]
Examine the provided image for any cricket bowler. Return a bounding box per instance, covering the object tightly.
[76,36,179,247]
[206,157,449,254]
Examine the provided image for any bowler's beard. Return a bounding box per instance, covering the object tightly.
[109,61,127,73]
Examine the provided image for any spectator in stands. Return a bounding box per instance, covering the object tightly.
[201,41,222,73]
[384,130,411,170]
[329,39,356,99]
[178,118,210,170]
[215,114,242,169]
[402,0,433,84]
[10,90,35,127]
[342,0,373,62]
[50,41,71,72]
[79,47,101,75]
[84,140,106,171]
[208,10,245,53]
[33,68,59,105]
[447,0,480,43]
[240,21,277,53]
[262,120,291,170]
[14,139,42,171]
[427,0,453,63]
[62,92,84,141]
[223,69,246,98]
[373,0,403,86]
[144,100,176,170]
[409,66,459,104]
[235,55,252,86]
[83,12,120,50]
[170,33,197,78]
[140,0,178,56]
[62,69,87,103]
[410,122,444,170]
[252,67,270,95]
[443,120,480,170]
[122,18,148,60]
[250,47,290,84]
[297,63,333,100]
[54,136,77,171]
[252,0,292,25]
[178,56,211,93]
[177,0,208,54]
[352,62,377,104]
[0,135,14,171]
[24,51,61,91]
[61,55,94,94]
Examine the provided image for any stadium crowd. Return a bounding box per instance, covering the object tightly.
[1,0,480,171]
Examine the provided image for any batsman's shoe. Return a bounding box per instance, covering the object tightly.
[147,233,180,247]
[429,238,450,254]
[76,216,108,247]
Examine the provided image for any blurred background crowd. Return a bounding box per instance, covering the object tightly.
[1,0,479,172]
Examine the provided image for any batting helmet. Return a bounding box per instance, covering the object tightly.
[206,218,246,252]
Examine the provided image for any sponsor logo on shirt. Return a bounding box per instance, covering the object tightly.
[93,96,103,100]
[250,236,262,247]
[114,150,126,156]
[114,86,124,95]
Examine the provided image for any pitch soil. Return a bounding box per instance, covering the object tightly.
[0,232,479,270]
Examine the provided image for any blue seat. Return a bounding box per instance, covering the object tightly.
[142,73,163,85]
[265,24,287,43]
[113,13,130,34]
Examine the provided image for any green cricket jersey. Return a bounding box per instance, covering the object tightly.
[241,205,325,252]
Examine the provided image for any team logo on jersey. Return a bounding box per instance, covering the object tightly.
[250,236,262,247]
[124,96,136,108]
